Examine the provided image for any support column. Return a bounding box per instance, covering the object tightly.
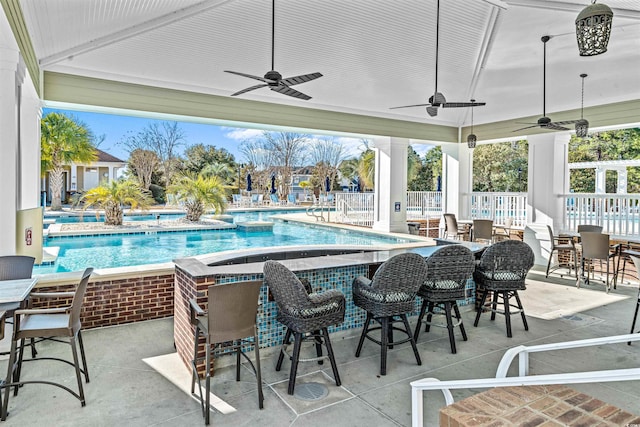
[19,65,42,209]
[441,143,473,219]
[524,132,571,266]
[0,45,20,255]
[372,137,408,233]
[616,167,627,194]
[595,167,606,194]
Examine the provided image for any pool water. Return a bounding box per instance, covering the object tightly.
[36,211,412,274]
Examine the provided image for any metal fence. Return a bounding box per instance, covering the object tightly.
[334,192,375,227]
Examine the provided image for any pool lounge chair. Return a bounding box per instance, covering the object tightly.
[250,194,264,206]
[232,194,242,207]
[269,194,285,206]
[287,194,298,205]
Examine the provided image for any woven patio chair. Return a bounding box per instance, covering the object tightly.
[0,256,36,357]
[189,280,264,425]
[414,245,475,354]
[443,213,468,240]
[353,253,427,375]
[545,225,577,278]
[2,268,93,421]
[617,242,640,285]
[473,240,534,338]
[263,261,345,395]
[627,255,640,345]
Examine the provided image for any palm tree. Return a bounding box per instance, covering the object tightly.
[41,112,97,210]
[168,173,227,221]
[357,149,375,190]
[81,180,153,225]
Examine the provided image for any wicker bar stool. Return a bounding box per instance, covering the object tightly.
[414,245,475,353]
[263,261,345,395]
[473,240,534,338]
[353,253,427,375]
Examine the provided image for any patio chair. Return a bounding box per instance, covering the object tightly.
[627,255,640,344]
[0,255,36,357]
[353,253,427,375]
[189,280,264,425]
[269,193,284,206]
[414,245,475,353]
[545,225,577,278]
[473,240,534,338]
[617,242,640,285]
[2,268,93,420]
[577,224,603,233]
[263,261,345,395]
[287,194,298,205]
[471,219,493,244]
[578,231,620,292]
[232,194,242,207]
[443,213,468,240]
[493,218,514,242]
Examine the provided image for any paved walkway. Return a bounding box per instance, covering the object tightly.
[1,266,639,426]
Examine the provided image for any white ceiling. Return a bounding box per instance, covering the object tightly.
[19,0,640,128]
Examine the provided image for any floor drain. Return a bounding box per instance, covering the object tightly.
[293,382,329,401]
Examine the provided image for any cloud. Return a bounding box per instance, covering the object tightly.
[223,128,263,141]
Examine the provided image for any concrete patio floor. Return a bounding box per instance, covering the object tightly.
[2,266,640,426]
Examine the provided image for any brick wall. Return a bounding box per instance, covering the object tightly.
[33,273,175,329]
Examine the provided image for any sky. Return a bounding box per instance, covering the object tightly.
[43,107,434,163]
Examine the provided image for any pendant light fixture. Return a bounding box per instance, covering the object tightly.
[467,100,477,148]
[575,73,589,138]
[575,1,613,56]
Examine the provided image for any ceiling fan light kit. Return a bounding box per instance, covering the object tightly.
[575,73,590,137]
[467,99,477,148]
[575,1,613,56]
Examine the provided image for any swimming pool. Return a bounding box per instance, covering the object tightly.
[36,211,414,274]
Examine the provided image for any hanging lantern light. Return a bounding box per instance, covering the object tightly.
[467,100,477,148]
[575,1,613,56]
[575,73,590,138]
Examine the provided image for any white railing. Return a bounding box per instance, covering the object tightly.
[410,333,640,427]
[334,192,375,227]
[406,191,442,220]
[561,193,640,236]
[468,192,528,227]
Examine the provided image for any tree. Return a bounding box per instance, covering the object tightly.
[41,112,98,210]
[168,173,227,221]
[339,158,359,190]
[240,131,309,196]
[357,149,375,190]
[81,180,153,225]
[569,129,640,193]
[472,141,528,192]
[309,137,346,194]
[180,144,236,176]
[127,149,159,190]
[122,121,185,188]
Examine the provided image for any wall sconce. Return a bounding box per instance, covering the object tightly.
[576,1,613,56]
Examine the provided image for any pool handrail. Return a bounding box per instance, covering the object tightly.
[410,333,640,427]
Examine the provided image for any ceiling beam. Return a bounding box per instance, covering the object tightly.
[39,0,235,68]
[504,0,640,20]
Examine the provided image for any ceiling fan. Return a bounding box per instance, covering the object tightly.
[224,0,322,100]
[390,0,486,117]
[513,36,581,132]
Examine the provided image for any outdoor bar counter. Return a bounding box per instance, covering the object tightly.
[173,242,483,370]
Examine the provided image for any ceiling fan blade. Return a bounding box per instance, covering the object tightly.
[270,84,312,100]
[281,72,323,86]
[512,124,538,132]
[230,84,268,96]
[551,119,580,126]
[544,123,570,131]
[225,70,273,83]
[389,103,432,110]
[441,101,486,108]
[426,106,439,117]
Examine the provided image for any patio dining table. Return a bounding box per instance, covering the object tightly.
[0,278,38,305]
